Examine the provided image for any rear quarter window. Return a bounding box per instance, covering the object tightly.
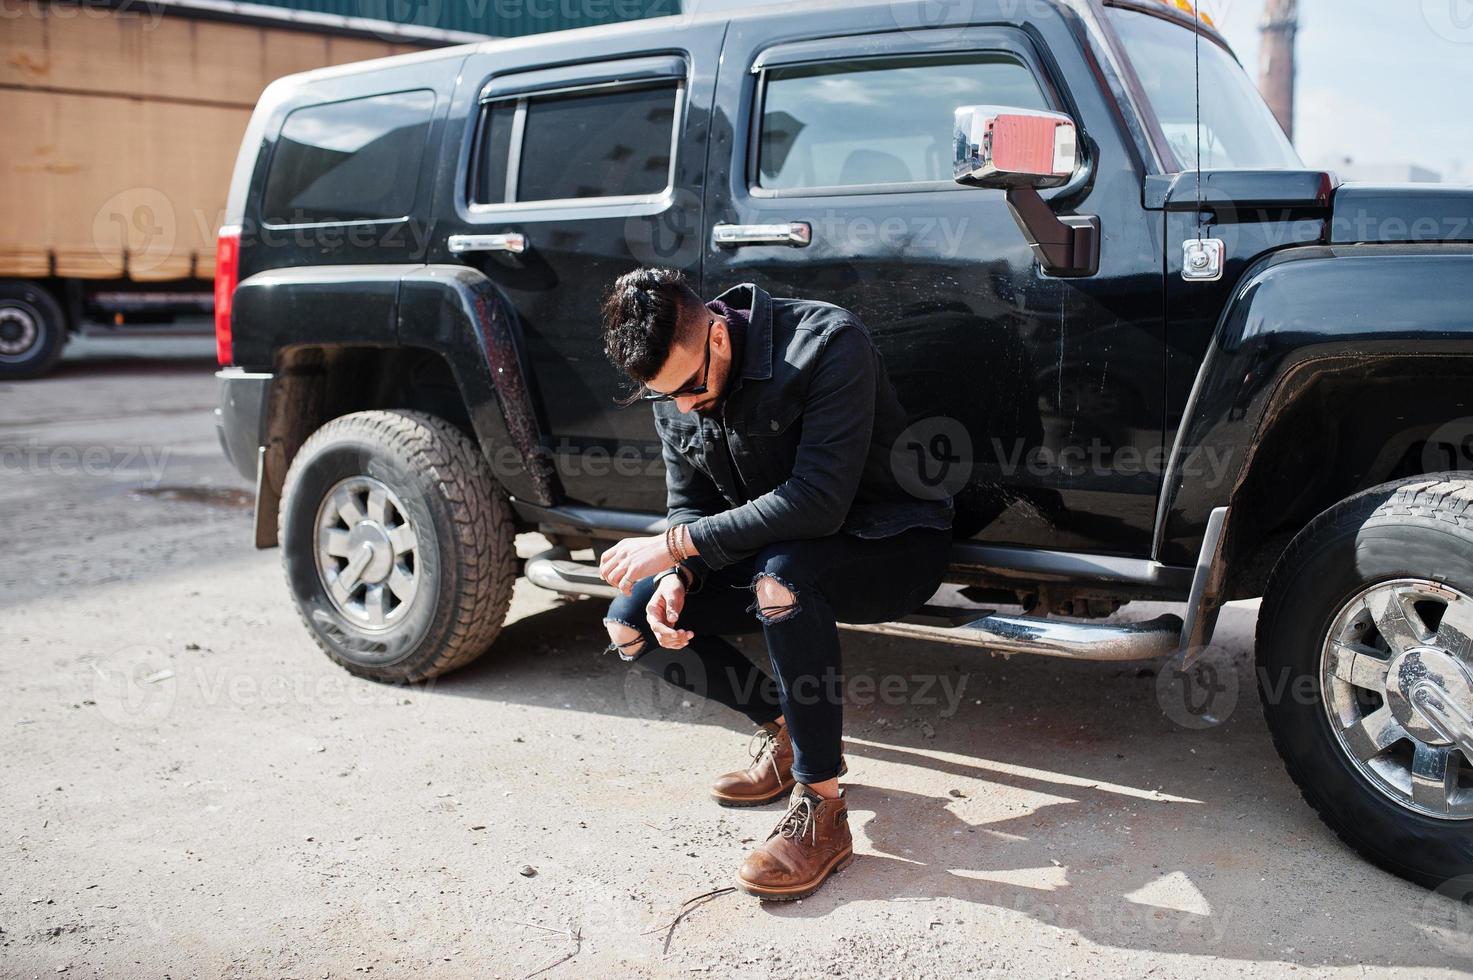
[262,89,436,226]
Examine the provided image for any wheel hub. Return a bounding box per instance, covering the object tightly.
[0,305,39,357]
[344,520,396,586]
[313,476,420,631]
[1393,647,1473,753]
[1320,579,1473,819]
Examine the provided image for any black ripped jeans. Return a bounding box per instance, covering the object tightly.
[604,525,952,784]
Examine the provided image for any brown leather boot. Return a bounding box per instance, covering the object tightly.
[736,785,854,901]
[710,723,849,807]
[710,721,793,807]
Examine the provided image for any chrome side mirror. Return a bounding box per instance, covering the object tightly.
[953,105,1080,188]
[953,104,1096,277]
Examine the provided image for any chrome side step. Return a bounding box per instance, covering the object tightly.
[523,555,1182,662]
[525,553,621,599]
[839,609,1182,661]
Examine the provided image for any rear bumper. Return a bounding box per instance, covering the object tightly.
[214,368,272,482]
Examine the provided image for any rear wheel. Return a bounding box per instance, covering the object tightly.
[0,280,67,380]
[1257,475,1473,887]
[279,410,515,683]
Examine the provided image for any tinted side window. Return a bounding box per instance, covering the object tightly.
[263,89,435,225]
[471,82,678,205]
[758,56,1047,191]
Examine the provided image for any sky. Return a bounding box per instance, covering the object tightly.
[1208,0,1473,182]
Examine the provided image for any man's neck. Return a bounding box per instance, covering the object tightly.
[705,299,749,412]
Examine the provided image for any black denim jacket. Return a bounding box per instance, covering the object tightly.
[657,284,954,574]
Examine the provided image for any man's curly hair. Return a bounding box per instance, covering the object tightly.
[601,267,704,387]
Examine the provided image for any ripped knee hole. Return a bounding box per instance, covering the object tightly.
[747,573,802,625]
[602,619,648,660]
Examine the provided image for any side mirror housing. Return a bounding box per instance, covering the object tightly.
[953,105,1080,189]
[953,105,1097,277]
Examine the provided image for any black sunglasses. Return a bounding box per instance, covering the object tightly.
[639,319,714,402]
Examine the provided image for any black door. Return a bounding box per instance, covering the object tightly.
[442,28,724,512]
[704,12,1167,557]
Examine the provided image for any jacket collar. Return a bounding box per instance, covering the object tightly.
[711,283,773,382]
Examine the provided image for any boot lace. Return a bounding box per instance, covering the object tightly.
[748,727,782,785]
[772,793,819,847]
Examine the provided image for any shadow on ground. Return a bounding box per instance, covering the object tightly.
[430,593,1468,971]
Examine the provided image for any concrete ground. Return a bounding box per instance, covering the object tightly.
[2,334,1471,978]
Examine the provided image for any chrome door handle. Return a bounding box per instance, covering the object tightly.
[448,232,527,255]
[711,222,811,248]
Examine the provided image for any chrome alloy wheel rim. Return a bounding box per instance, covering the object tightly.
[1320,578,1473,819]
[0,303,40,360]
[314,476,420,631]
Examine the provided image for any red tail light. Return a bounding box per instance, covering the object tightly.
[214,226,241,365]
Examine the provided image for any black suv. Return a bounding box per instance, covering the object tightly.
[214,0,1473,888]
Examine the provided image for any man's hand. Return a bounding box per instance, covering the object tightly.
[646,574,693,649]
[598,534,675,596]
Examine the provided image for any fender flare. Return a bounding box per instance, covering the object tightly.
[396,264,555,506]
[1154,242,1473,568]
[233,263,557,528]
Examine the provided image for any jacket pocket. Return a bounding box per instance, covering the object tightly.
[737,400,803,492]
[743,398,804,437]
[656,417,702,464]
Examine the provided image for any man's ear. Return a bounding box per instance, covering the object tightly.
[710,317,731,353]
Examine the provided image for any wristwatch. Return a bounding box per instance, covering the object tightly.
[652,565,692,589]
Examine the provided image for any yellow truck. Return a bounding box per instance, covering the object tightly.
[0,5,428,377]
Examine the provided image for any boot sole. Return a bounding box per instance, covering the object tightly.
[735,847,855,902]
[709,759,848,809]
[710,781,794,808]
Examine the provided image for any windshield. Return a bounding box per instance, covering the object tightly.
[1106,6,1302,171]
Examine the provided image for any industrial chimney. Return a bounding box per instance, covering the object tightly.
[1259,0,1298,142]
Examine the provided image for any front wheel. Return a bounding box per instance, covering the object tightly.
[1257,475,1473,888]
[279,410,516,683]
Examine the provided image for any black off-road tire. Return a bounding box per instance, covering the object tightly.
[1257,474,1473,888]
[279,410,516,683]
[0,280,68,380]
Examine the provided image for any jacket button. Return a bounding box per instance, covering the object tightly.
[770,419,780,431]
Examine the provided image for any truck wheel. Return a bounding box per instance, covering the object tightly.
[279,410,515,683]
[1257,475,1473,888]
[0,281,67,380]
